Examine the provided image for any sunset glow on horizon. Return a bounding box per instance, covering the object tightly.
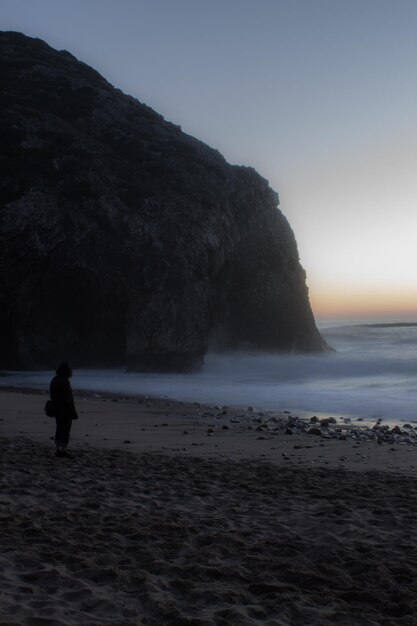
[310,284,417,321]
[280,130,417,321]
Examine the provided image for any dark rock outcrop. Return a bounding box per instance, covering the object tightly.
[0,31,327,371]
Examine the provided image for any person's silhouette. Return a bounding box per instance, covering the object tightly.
[50,362,78,457]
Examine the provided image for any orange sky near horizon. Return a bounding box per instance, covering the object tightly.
[274,133,417,323]
[309,283,417,320]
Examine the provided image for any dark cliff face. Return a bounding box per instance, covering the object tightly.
[0,31,328,371]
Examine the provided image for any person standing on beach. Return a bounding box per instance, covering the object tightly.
[50,361,78,457]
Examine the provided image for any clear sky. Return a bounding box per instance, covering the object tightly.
[2,0,417,320]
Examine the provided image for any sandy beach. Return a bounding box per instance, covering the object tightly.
[2,388,417,625]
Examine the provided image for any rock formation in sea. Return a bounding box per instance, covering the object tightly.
[0,31,328,371]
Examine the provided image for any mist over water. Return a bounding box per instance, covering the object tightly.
[2,322,417,424]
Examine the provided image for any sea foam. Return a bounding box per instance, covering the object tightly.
[2,323,417,423]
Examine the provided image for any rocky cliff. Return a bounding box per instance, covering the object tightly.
[0,31,327,371]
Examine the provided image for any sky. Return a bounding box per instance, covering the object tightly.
[2,0,417,321]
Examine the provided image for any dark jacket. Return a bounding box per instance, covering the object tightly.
[50,375,78,419]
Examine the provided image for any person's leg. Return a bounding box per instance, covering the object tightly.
[55,417,72,454]
[61,417,73,451]
[55,417,64,454]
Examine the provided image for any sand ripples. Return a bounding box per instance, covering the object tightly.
[1,437,417,625]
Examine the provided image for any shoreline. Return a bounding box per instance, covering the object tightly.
[2,345,417,427]
[1,387,417,474]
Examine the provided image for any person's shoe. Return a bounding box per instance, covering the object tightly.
[55,449,64,457]
[61,450,74,458]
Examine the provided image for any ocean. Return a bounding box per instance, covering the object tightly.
[2,321,417,425]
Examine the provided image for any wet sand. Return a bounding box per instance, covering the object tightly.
[1,389,417,625]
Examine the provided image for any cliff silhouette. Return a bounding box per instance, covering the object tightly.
[0,31,328,371]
